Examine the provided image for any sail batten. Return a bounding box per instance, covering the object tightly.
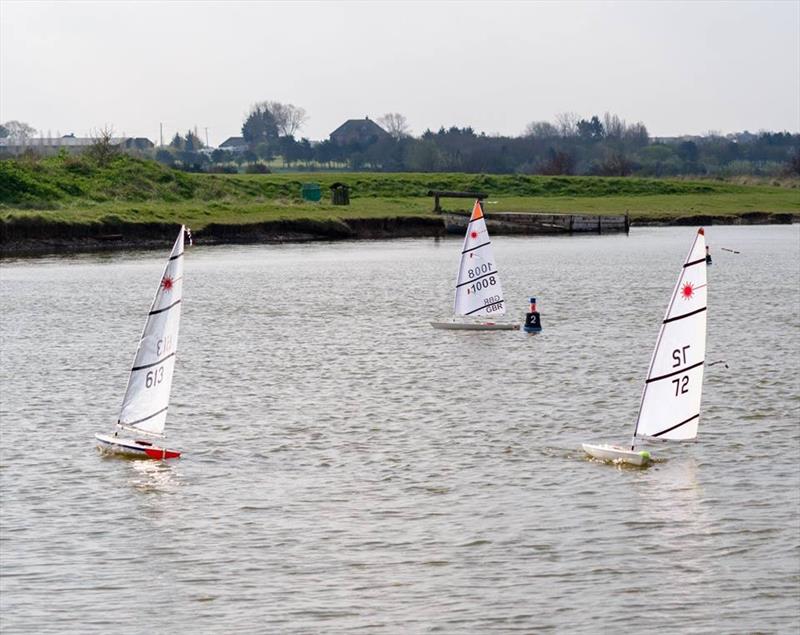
[462,241,492,255]
[651,413,700,437]
[131,352,177,372]
[456,270,499,288]
[683,257,706,268]
[633,229,707,443]
[663,306,707,324]
[118,227,185,436]
[148,299,181,316]
[453,201,507,318]
[122,406,170,427]
[646,360,705,384]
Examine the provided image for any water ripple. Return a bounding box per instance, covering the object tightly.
[1,227,798,633]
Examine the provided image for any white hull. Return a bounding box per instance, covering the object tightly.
[582,443,651,466]
[95,432,180,460]
[431,321,519,331]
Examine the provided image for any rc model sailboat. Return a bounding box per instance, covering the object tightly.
[583,228,708,466]
[431,200,519,330]
[95,226,186,459]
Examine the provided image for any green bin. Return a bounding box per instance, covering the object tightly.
[301,183,322,202]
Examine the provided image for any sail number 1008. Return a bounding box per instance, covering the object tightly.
[467,263,493,279]
[468,276,497,294]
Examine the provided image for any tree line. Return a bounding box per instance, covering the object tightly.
[157,104,799,177]
[3,105,798,177]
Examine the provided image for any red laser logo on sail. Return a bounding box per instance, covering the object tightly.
[681,281,694,299]
[161,276,173,291]
[470,230,478,239]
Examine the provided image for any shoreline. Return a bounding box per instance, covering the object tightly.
[1,212,796,258]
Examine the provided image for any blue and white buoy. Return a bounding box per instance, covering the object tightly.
[524,297,542,333]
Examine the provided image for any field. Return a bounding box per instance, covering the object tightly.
[1,155,798,234]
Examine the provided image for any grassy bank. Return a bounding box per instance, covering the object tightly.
[1,155,798,233]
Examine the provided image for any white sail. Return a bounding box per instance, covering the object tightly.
[118,227,185,436]
[453,200,506,318]
[634,228,707,442]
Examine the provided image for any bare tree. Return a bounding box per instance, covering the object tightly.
[623,121,649,147]
[255,101,308,137]
[554,112,579,138]
[596,150,634,176]
[86,126,120,166]
[2,120,36,142]
[536,148,576,175]
[784,148,800,177]
[602,112,625,140]
[523,121,558,138]
[378,113,410,139]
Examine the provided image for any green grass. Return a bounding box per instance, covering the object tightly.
[491,189,800,218]
[1,155,798,231]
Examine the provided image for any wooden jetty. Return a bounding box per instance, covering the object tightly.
[440,210,629,235]
[427,190,628,235]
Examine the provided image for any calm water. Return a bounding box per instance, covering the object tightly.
[1,226,798,634]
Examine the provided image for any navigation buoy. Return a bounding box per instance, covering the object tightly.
[524,297,542,333]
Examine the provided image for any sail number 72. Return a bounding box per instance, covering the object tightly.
[672,375,689,396]
[672,345,690,367]
[671,345,690,396]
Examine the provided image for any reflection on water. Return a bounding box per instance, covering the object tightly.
[635,456,709,530]
[1,226,798,633]
[127,459,181,494]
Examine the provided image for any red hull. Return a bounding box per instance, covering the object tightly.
[144,447,181,460]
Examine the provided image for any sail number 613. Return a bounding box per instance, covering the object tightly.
[146,367,164,388]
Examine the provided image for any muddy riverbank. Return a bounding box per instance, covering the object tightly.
[0,211,795,257]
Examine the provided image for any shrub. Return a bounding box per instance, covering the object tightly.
[244,163,271,174]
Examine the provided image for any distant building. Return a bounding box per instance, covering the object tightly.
[0,135,154,157]
[120,137,155,151]
[329,117,390,146]
[219,136,248,152]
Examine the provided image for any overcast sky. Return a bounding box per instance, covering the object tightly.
[1,0,798,146]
